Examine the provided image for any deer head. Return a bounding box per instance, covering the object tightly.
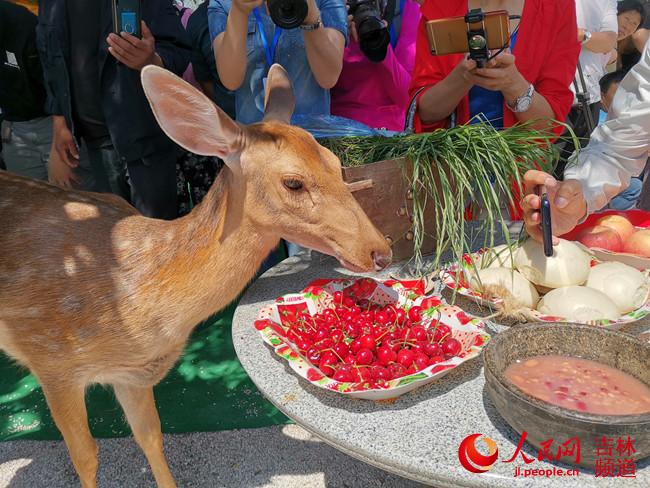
[141,64,392,272]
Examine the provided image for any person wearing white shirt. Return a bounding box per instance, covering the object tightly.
[555,0,618,178]
[522,37,650,244]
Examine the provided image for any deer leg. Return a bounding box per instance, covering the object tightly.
[41,385,98,488]
[113,383,176,488]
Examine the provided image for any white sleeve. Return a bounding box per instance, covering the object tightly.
[600,0,619,33]
[564,38,650,213]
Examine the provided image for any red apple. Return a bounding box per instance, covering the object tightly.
[577,225,623,252]
[596,215,636,242]
[624,229,650,257]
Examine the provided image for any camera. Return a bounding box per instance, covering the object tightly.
[348,0,390,62]
[267,0,309,29]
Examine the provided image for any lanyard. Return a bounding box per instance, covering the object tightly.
[253,8,282,67]
[389,0,407,48]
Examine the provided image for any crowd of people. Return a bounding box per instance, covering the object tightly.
[0,0,649,233]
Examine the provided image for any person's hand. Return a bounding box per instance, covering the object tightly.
[346,4,387,45]
[48,146,80,189]
[522,170,588,244]
[468,52,529,102]
[52,115,79,169]
[577,28,586,43]
[452,56,478,84]
[107,22,162,71]
[232,0,263,16]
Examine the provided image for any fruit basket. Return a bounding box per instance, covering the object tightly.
[253,277,490,400]
[564,210,650,270]
[442,249,650,328]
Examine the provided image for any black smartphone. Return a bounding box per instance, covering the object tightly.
[112,0,142,38]
[538,187,553,257]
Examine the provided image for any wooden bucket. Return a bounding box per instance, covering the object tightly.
[342,157,443,262]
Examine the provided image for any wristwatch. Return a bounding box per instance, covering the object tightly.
[581,30,592,45]
[507,83,535,113]
[300,16,322,31]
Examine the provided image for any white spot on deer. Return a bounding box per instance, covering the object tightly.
[114,239,131,251]
[64,256,77,276]
[142,236,154,251]
[165,230,175,242]
[75,245,93,264]
[64,202,100,220]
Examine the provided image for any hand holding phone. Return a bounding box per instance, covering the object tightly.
[536,185,554,257]
[107,21,161,71]
[112,0,142,38]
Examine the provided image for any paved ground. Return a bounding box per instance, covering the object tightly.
[0,425,429,488]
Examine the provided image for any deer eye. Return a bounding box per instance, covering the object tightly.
[283,178,304,191]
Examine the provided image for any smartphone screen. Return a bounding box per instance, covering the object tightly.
[112,0,142,38]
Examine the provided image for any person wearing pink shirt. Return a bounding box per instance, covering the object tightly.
[331,0,422,131]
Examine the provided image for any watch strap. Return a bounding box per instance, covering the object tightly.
[300,16,322,31]
[507,83,534,113]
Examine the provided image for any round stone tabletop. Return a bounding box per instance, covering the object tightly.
[232,249,650,487]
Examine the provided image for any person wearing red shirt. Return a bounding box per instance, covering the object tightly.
[408,0,580,137]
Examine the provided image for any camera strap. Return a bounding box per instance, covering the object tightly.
[254,8,283,67]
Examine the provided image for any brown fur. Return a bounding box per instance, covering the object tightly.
[0,113,391,488]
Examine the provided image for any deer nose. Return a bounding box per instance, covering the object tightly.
[372,250,393,271]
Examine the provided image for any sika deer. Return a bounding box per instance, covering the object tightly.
[0,64,392,488]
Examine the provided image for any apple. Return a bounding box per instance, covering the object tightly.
[577,225,623,252]
[596,215,636,241]
[624,229,650,257]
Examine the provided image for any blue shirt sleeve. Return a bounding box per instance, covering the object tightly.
[208,0,230,43]
[317,0,348,45]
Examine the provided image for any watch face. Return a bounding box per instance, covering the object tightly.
[517,97,532,112]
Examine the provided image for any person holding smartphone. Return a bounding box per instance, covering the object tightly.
[522,38,650,244]
[37,0,191,219]
[409,0,579,136]
[208,0,347,125]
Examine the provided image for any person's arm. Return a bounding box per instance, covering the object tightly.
[417,60,475,123]
[578,28,618,53]
[302,0,346,89]
[564,39,650,213]
[633,28,650,53]
[211,0,259,91]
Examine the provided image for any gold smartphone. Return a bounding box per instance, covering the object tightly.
[426,10,510,56]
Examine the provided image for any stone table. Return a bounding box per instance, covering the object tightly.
[232,249,650,487]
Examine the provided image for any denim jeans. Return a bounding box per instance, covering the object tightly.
[610,177,642,211]
[1,116,52,181]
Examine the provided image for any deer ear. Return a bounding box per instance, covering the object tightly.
[141,65,244,160]
[263,64,295,124]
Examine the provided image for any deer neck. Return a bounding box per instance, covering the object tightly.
[147,168,280,332]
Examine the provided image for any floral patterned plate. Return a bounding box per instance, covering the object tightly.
[441,250,650,328]
[253,277,490,401]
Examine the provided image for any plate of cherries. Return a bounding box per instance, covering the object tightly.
[253,277,490,400]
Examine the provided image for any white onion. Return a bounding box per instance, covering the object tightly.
[514,239,591,288]
[537,286,620,322]
[470,267,540,309]
[586,262,649,313]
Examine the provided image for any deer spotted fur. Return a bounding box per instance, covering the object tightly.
[0,64,391,488]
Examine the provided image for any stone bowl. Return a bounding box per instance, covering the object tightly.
[483,323,650,468]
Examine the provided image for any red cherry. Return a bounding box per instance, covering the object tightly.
[307,347,321,364]
[375,312,389,325]
[315,338,334,350]
[388,363,407,378]
[345,323,360,338]
[356,348,374,365]
[358,299,370,309]
[331,329,343,343]
[343,297,355,308]
[442,338,462,356]
[411,341,428,354]
[359,334,377,351]
[343,312,356,324]
[350,339,363,353]
[414,357,429,371]
[429,355,445,365]
[349,306,361,316]
[319,356,338,376]
[434,324,452,342]
[315,328,330,342]
[333,342,350,358]
[371,365,392,381]
[296,339,313,352]
[408,306,423,323]
[424,343,443,357]
[344,354,356,364]
[405,366,417,375]
[377,345,397,365]
[349,368,362,382]
[412,326,428,342]
[397,349,415,367]
[321,351,338,363]
[334,370,353,382]
[333,291,344,305]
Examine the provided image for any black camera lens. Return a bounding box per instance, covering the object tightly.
[268,0,309,29]
[349,0,390,62]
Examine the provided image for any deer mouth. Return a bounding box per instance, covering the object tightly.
[334,252,371,273]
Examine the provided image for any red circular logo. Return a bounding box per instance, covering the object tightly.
[458,433,499,473]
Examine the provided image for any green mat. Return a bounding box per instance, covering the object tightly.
[0,303,289,441]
